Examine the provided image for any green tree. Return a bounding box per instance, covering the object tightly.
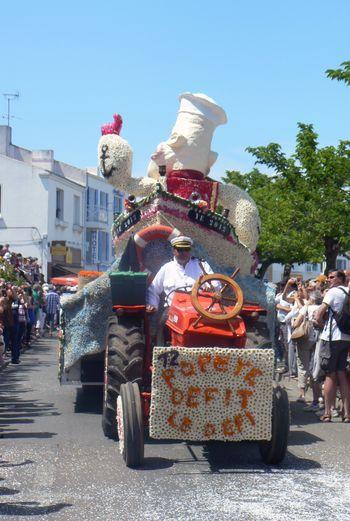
[326,61,350,86]
[223,124,350,277]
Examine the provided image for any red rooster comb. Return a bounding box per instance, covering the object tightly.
[101,114,123,135]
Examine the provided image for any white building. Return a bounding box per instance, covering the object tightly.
[266,257,350,283]
[0,125,123,280]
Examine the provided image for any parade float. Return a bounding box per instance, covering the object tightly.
[59,93,289,467]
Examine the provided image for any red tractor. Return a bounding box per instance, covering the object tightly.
[102,266,289,468]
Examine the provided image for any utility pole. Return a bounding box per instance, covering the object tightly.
[2,92,20,126]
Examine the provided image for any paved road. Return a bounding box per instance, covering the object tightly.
[0,338,349,521]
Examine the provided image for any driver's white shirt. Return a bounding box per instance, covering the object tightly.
[147,257,214,309]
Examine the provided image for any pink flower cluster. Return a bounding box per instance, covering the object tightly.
[101,114,123,136]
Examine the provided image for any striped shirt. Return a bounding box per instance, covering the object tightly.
[45,291,60,314]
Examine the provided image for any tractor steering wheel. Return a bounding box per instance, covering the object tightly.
[191,273,244,322]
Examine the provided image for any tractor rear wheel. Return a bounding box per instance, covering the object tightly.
[259,384,289,464]
[102,316,144,439]
[117,382,144,467]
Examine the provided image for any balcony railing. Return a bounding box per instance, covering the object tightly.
[86,205,108,223]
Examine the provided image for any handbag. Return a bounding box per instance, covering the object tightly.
[291,310,310,340]
[319,340,331,371]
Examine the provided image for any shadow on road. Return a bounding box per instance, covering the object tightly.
[0,486,20,495]
[139,457,175,470]
[289,400,326,427]
[198,441,321,474]
[3,431,57,439]
[0,501,72,516]
[288,429,323,445]
[0,350,59,439]
[74,387,103,414]
[0,459,34,468]
[130,438,320,474]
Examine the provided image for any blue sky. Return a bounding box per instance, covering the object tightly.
[1,1,350,180]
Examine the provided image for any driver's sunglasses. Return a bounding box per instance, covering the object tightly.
[327,275,336,279]
[174,247,191,252]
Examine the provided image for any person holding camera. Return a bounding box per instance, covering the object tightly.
[315,270,350,423]
[276,278,299,376]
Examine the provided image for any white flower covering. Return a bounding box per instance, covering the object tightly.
[98,134,157,197]
[147,93,226,178]
[144,92,260,251]
[150,347,274,441]
[217,185,261,251]
[113,195,255,274]
[97,113,260,250]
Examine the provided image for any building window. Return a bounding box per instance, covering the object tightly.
[100,191,108,211]
[99,191,108,223]
[113,190,123,216]
[336,258,347,270]
[86,229,98,264]
[87,187,98,221]
[306,263,319,272]
[56,189,64,220]
[73,195,81,225]
[87,188,108,222]
[98,231,109,262]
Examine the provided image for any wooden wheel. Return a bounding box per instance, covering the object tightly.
[191,273,244,322]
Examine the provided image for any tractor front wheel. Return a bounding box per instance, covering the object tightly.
[117,382,144,467]
[259,384,289,465]
[102,316,144,439]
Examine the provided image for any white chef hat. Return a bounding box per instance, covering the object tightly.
[178,92,227,126]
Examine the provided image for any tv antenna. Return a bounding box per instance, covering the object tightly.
[2,92,20,126]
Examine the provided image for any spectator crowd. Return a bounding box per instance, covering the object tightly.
[275,269,350,423]
[0,244,43,284]
[0,245,63,366]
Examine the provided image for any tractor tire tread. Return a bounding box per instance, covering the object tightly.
[102,316,145,440]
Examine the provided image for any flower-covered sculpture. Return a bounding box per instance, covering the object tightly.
[98,114,157,197]
[147,93,260,251]
[147,92,226,178]
[98,95,260,251]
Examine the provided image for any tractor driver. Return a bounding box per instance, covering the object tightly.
[146,235,216,341]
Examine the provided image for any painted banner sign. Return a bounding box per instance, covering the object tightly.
[115,210,141,237]
[150,347,274,441]
[188,208,231,237]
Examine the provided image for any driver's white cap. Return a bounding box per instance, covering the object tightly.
[170,236,193,249]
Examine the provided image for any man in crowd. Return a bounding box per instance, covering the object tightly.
[45,285,60,337]
[315,270,350,423]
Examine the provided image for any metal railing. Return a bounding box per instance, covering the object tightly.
[86,205,108,223]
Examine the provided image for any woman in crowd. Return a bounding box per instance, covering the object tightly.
[2,285,14,355]
[10,286,21,364]
[33,284,45,338]
[24,286,35,346]
[291,287,323,404]
[282,278,300,377]
[278,278,299,376]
